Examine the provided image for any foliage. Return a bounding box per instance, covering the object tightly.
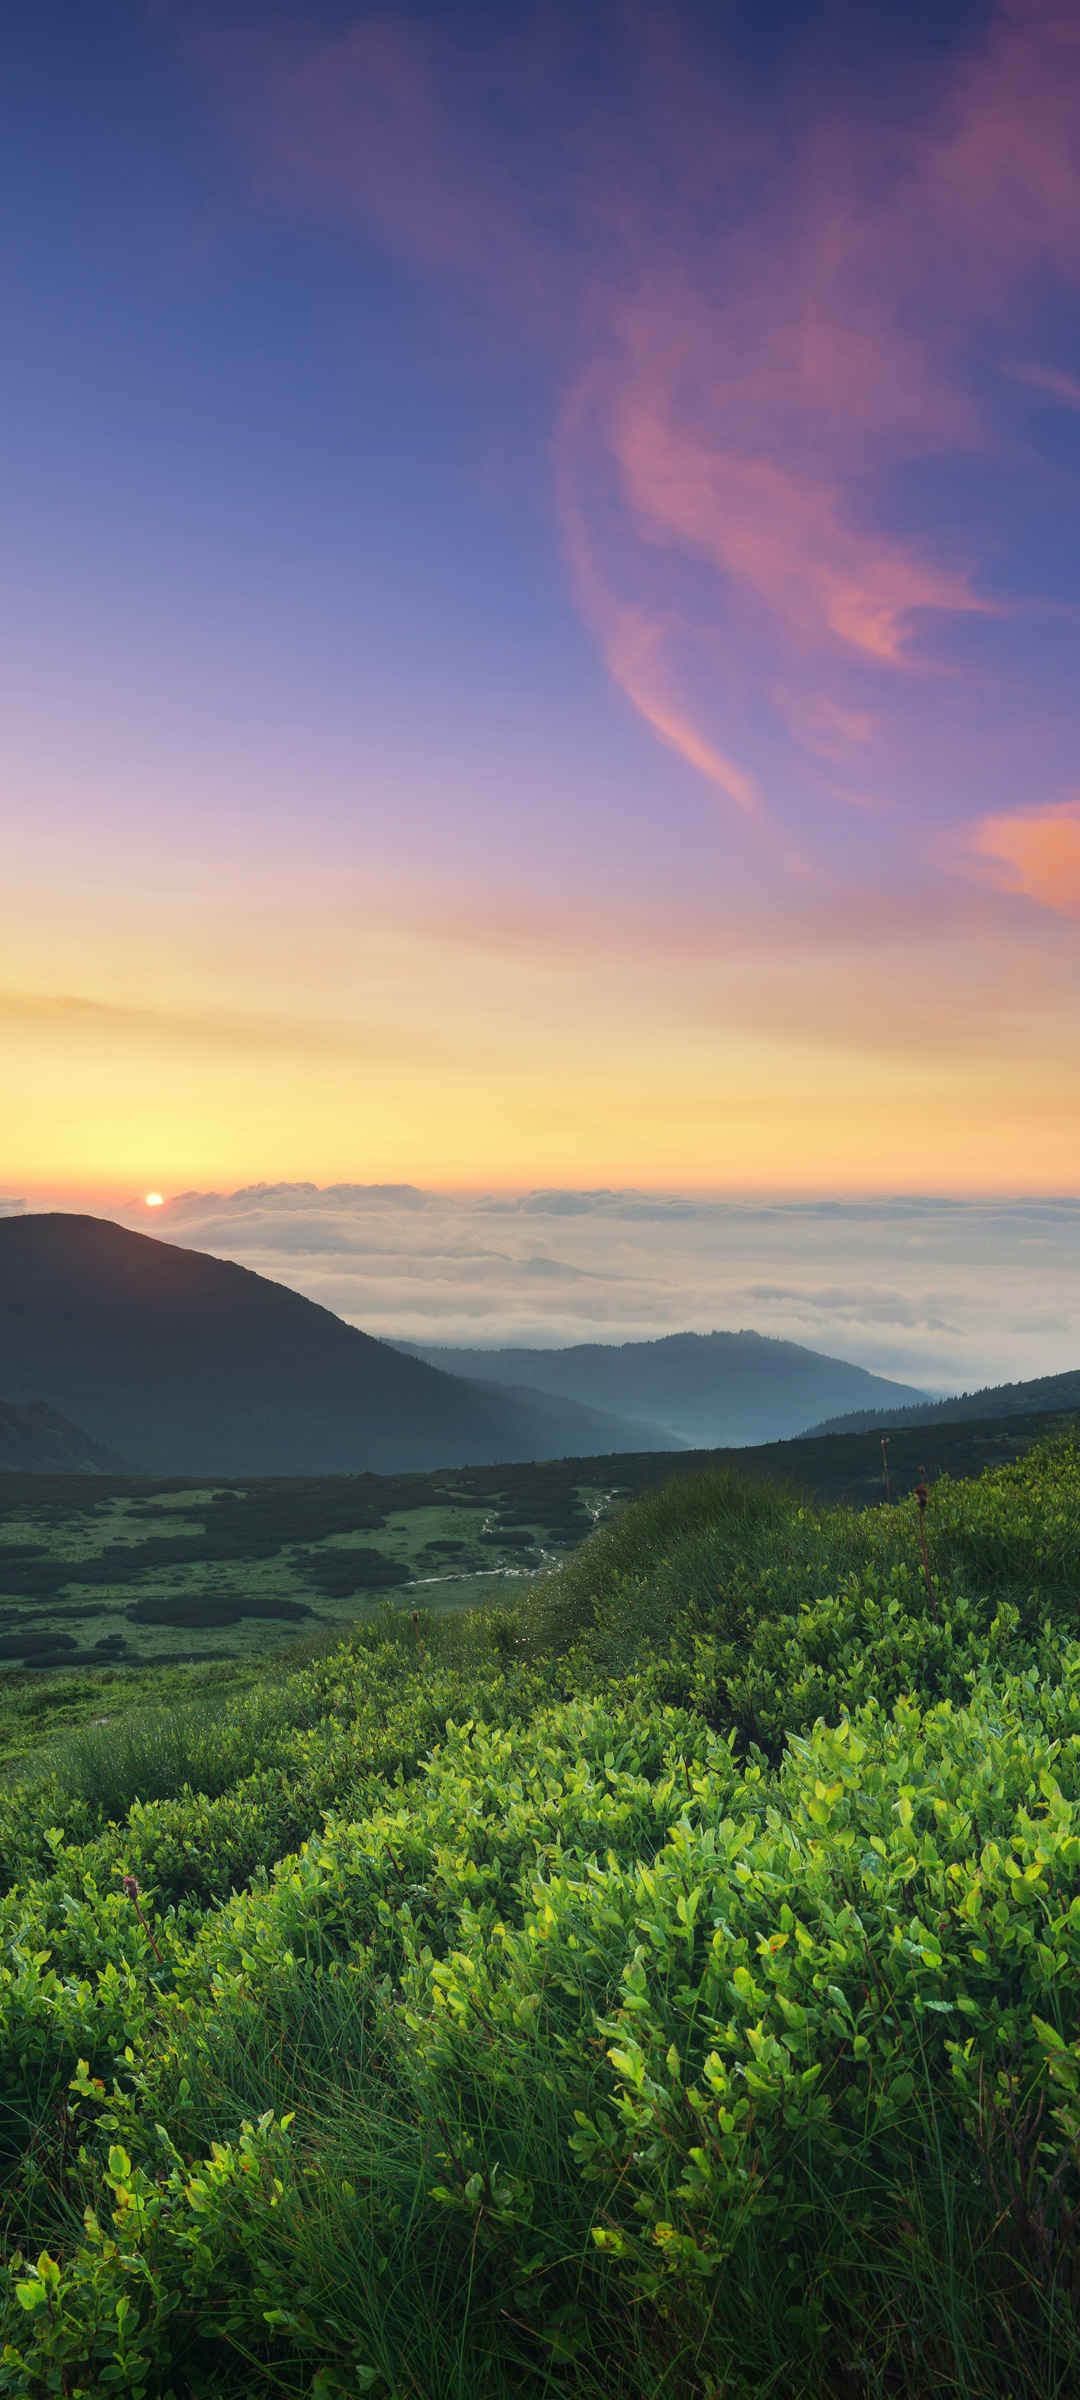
[2,1437,1080,2393]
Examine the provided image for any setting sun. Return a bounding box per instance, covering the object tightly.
[144,1192,164,1208]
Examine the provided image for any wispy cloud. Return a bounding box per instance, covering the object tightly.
[1013,363,1080,409]
[602,317,986,670]
[552,1,1080,830]
[0,986,442,1064]
[557,378,762,817]
[196,0,1080,878]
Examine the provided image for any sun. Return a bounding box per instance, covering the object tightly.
[144,1192,165,1208]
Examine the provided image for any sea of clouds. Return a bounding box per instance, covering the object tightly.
[28,1187,1066,1395]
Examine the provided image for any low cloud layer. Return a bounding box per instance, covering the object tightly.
[98,1186,1080,1394]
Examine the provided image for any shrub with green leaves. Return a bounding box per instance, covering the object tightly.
[3,1435,1080,2397]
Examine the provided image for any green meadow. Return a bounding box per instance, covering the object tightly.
[0,1403,1072,1747]
[0,1464,610,1728]
[2,1427,1080,2393]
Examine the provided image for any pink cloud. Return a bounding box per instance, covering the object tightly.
[611,387,986,669]
[551,3,1080,824]
[556,373,761,817]
[603,635,761,815]
[193,1,1080,859]
[971,798,1080,914]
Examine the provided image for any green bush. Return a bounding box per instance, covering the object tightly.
[3,1436,1080,2396]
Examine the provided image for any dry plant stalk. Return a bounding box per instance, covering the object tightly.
[913,1483,938,1622]
[121,1872,163,1963]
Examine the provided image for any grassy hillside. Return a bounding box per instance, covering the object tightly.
[2,1436,1080,2395]
[398,1327,928,1446]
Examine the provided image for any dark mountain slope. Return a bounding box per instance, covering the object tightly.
[807,1366,1080,1438]
[0,1216,683,1474]
[0,1400,124,1473]
[395,1329,927,1448]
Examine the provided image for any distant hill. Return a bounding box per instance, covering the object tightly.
[807,1366,1080,1438]
[0,1215,684,1475]
[394,1330,927,1448]
[0,1399,123,1473]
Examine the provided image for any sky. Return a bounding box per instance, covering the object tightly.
[4,0,1080,1212]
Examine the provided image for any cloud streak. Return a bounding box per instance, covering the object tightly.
[556,374,762,817]
[1013,363,1080,409]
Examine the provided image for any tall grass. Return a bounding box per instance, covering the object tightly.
[517,1466,794,1653]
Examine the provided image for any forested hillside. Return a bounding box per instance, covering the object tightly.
[810,1363,1080,1436]
[398,1327,928,1446]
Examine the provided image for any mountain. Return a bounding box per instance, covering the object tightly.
[394,1330,928,1448]
[0,1399,124,1473]
[806,1366,1080,1438]
[0,1215,683,1475]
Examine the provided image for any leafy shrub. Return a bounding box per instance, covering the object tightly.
[3,1437,1080,2396]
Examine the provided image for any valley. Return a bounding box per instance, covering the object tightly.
[2,1399,1077,1767]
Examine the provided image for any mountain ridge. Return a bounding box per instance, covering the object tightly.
[0,1215,683,1474]
[394,1328,928,1448]
[807,1365,1080,1437]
